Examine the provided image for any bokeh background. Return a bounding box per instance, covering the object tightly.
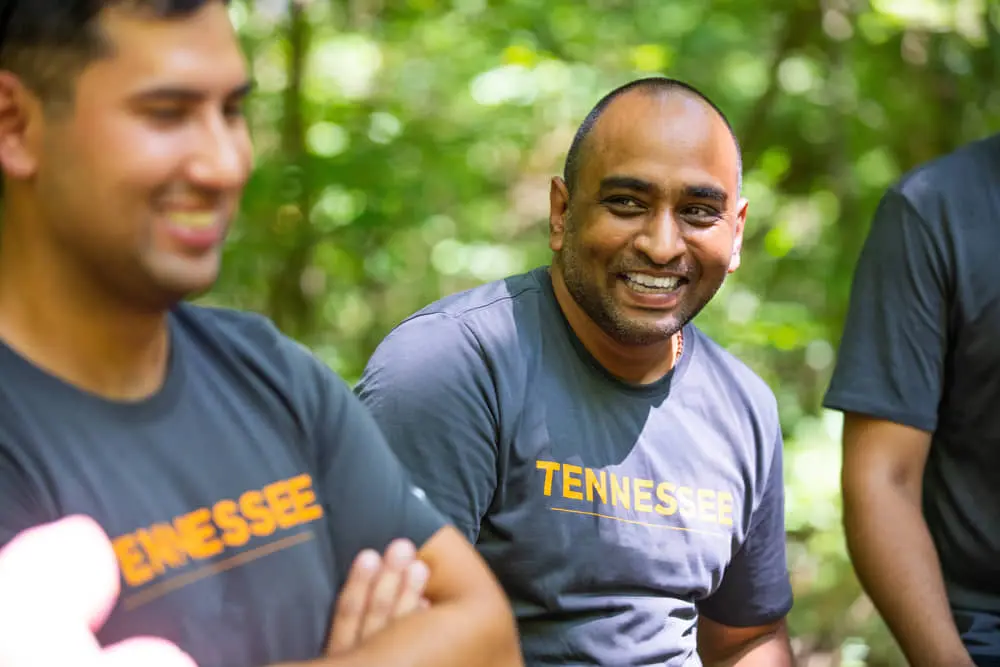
[204,1,1000,664]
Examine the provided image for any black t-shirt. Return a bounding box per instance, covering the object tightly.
[824,133,1000,613]
[357,267,793,666]
[0,304,445,666]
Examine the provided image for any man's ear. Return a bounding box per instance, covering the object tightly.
[549,176,570,252]
[728,197,748,273]
[0,72,41,181]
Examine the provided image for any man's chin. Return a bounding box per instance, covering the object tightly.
[141,272,219,310]
[603,315,684,347]
[152,255,220,291]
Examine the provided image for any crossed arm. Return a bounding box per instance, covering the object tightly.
[698,616,793,667]
[277,340,522,667]
[277,527,523,667]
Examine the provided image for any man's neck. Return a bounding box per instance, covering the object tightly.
[0,224,170,402]
[549,266,681,386]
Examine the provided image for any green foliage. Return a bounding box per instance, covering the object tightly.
[207,1,1000,663]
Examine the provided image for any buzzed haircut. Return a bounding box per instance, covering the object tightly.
[563,77,743,196]
[0,0,229,114]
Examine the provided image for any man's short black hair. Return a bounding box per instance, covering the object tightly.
[0,0,229,114]
[563,77,743,196]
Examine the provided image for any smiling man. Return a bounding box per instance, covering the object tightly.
[0,2,520,666]
[356,77,795,666]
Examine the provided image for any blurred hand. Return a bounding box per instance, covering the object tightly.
[325,538,431,655]
[0,515,196,667]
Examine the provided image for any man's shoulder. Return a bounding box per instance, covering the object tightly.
[175,302,310,358]
[892,133,1000,214]
[176,301,282,342]
[688,326,779,421]
[360,268,552,399]
[389,267,550,344]
[173,302,339,401]
[407,267,548,321]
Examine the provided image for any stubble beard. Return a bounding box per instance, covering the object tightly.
[559,242,693,347]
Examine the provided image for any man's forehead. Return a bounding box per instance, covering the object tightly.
[87,3,247,90]
[581,91,739,190]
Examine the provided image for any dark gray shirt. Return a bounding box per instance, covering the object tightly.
[825,133,1000,615]
[357,267,793,666]
[0,304,444,666]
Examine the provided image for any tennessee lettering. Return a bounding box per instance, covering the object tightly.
[536,460,734,526]
[111,473,324,587]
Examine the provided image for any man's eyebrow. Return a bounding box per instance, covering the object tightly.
[684,184,728,205]
[599,177,729,206]
[598,175,657,194]
[130,80,254,103]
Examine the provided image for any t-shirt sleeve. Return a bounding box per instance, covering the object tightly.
[308,356,447,572]
[355,313,499,543]
[823,188,951,432]
[697,428,793,627]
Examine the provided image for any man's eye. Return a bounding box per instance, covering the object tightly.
[224,103,245,120]
[146,107,186,121]
[603,196,645,213]
[691,205,718,214]
[682,205,722,222]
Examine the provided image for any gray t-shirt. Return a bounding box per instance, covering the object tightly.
[824,133,1000,615]
[0,304,444,666]
[357,267,793,666]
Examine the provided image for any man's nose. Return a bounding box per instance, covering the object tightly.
[633,210,685,265]
[188,114,250,191]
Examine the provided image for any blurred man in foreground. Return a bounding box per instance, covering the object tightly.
[357,77,795,666]
[0,1,520,665]
[826,134,1000,667]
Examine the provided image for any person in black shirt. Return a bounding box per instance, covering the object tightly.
[826,134,1000,667]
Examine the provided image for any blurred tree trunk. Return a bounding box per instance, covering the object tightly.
[267,0,316,340]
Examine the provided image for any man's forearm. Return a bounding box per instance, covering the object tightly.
[845,489,973,667]
[278,596,521,667]
[705,624,794,667]
[730,631,793,667]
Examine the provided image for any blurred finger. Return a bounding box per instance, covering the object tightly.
[326,550,381,654]
[392,560,430,619]
[359,539,415,639]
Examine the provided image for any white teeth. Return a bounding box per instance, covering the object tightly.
[168,212,215,229]
[625,272,680,291]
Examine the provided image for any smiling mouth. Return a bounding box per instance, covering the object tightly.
[620,271,687,294]
[166,211,218,229]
